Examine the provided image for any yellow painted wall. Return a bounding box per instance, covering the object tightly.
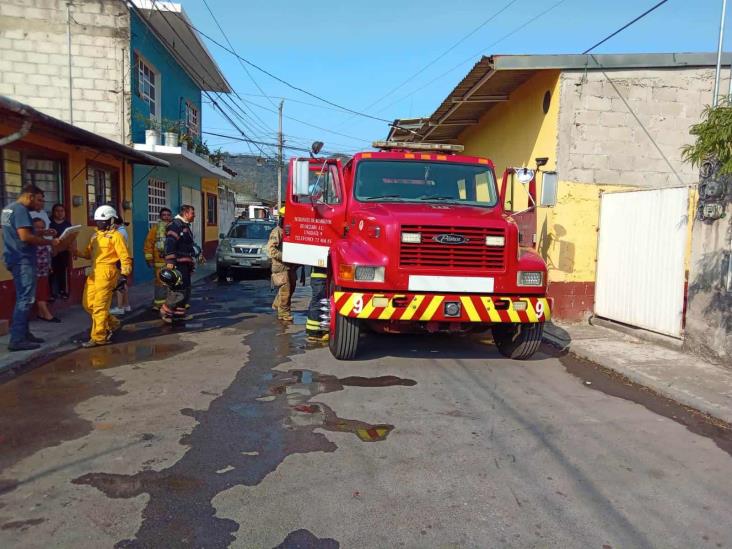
[202,177,220,243]
[0,123,132,282]
[461,70,561,179]
[456,70,636,285]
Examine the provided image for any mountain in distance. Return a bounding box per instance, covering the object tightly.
[222,152,353,202]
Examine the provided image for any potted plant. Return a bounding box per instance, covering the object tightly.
[136,113,160,146]
[195,140,210,161]
[210,147,224,166]
[179,132,195,151]
[161,118,180,147]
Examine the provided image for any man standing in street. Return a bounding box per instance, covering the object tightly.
[266,207,296,322]
[163,205,196,319]
[2,184,60,351]
[144,207,173,310]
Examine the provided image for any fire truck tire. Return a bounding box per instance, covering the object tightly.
[329,313,360,360]
[493,322,544,360]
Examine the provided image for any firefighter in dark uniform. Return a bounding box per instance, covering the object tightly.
[306,267,328,341]
[162,204,197,320]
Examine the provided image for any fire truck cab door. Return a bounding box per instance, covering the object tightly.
[282,158,346,268]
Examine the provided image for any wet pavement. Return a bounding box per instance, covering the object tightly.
[0,276,731,548]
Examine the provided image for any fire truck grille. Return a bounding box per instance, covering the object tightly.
[400,225,506,270]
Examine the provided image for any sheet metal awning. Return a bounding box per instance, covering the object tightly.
[388,52,732,144]
[131,0,231,93]
[0,95,168,167]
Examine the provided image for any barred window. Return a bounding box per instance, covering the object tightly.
[25,158,63,213]
[147,178,168,227]
[86,165,118,223]
[206,193,217,226]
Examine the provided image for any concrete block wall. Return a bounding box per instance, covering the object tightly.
[0,0,130,143]
[557,67,732,188]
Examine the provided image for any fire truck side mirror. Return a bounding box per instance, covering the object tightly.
[293,160,311,196]
[540,171,558,207]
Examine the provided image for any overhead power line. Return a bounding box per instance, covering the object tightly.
[199,0,280,116]
[356,0,520,114]
[202,131,350,156]
[582,0,670,54]
[129,1,275,159]
[164,8,395,125]
[373,0,570,115]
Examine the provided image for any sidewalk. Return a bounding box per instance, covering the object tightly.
[0,263,215,375]
[544,321,732,424]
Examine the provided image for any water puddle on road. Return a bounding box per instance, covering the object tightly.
[0,336,194,497]
[73,307,417,549]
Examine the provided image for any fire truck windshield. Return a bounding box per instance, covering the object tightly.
[354,160,498,207]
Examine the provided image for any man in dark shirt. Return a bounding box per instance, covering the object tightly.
[2,184,60,351]
[164,204,197,316]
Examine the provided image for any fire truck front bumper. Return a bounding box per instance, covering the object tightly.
[333,292,552,323]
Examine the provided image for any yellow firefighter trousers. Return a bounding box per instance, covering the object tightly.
[82,264,120,343]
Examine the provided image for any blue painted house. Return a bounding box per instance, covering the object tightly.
[128,1,232,282]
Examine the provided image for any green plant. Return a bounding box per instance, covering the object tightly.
[179,133,195,150]
[682,96,732,175]
[160,118,181,133]
[195,141,210,156]
[210,147,224,164]
[134,112,160,131]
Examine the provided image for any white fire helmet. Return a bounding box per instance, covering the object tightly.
[94,205,117,221]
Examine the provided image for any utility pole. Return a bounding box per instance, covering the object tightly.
[713,0,728,106]
[277,99,284,211]
[66,1,74,124]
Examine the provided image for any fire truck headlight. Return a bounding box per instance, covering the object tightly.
[485,235,505,246]
[401,232,421,244]
[355,266,385,282]
[517,271,544,286]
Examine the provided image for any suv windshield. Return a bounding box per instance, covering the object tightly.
[354,160,498,206]
[227,223,275,240]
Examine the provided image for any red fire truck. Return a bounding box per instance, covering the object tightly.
[282,141,552,360]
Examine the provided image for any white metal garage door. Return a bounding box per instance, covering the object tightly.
[595,187,690,338]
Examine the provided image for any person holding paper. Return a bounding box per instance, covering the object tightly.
[2,185,60,351]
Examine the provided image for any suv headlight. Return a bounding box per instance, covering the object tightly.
[219,240,232,253]
[517,271,543,286]
[355,266,385,282]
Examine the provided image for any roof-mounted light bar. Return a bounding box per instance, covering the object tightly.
[372,141,465,153]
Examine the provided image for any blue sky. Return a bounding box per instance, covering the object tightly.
[177,0,731,157]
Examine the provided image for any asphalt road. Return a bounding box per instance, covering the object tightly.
[0,276,731,549]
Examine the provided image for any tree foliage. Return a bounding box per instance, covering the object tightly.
[682,97,732,175]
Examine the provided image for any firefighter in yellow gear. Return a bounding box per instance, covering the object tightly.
[267,206,296,321]
[144,207,173,309]
[77,205,132,348]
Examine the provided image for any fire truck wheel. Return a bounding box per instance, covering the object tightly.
[493,322,544,360]
[329,312,360,360]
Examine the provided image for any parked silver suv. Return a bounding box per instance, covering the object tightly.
[216,219,276,279]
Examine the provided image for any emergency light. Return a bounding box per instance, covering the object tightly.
[372,141,465,153]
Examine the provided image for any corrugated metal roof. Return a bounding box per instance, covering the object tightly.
[388,52,732,143]
[0,96,169,167]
